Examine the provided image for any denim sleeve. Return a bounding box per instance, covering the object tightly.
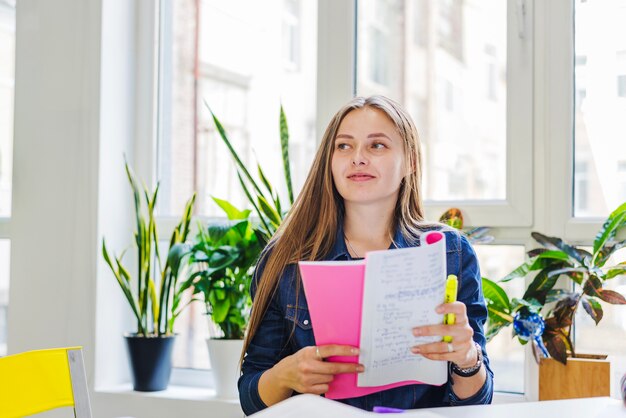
[238,249,290,416]
[445,234,494,406]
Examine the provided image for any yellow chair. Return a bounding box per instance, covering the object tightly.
[0,346,92,418]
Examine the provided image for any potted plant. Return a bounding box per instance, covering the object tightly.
[483,202,626,399]
[102,162,196,391]
[188,197,263,398]
[206,102,294,243]
[438,208,494,244]
[196,104,291,397]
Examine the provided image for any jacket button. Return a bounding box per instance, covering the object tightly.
[303,319,309,325]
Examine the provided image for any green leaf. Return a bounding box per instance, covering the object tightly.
[237,172,272,240]
[208,292,231,324]
[545,289,576,303]
[205,102,264,197]
[546,267,588,279]
[523,268,562,303]
[167,243,191,276]
[531,232,588,265]
[606,263,626,279]
[482,277,511,313]
[206,221,235,244]
[149,279,159,334]
[500,251,570,282]
[510,297,543,314]
[583,275,603,298]
[212,196,250,220]
[593,202,626,259]
[581,297,603,325]
[257,163,274,202]
[595,240,626,267]
[257,194,282,227]
[485,321,510,342]
[279,105,294,205]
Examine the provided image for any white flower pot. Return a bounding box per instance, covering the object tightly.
[206,338,244,399]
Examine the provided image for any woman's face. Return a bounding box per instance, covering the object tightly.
[331,106,408,208]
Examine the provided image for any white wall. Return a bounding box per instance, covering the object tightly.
[9,1,241,416]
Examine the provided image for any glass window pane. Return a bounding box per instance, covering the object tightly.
[356,0,507,201]
[158,0,318,217]
[575,247,626,397]
[474,245,526,394]
[172,288,211,369]
[574,0,626,217]
[0,239,10,356]
[0,2,15,217]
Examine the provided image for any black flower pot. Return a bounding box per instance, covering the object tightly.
[124,334,175,391]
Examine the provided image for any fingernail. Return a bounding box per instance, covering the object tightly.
[356,365,364,372]
[411,347,420,354]
[351,348,360,354]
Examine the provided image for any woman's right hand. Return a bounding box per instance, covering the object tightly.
[270,344,364,395]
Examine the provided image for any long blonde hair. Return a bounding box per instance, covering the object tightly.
[241,95,427,361]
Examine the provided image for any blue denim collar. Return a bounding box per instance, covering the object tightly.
[327,220,411,261]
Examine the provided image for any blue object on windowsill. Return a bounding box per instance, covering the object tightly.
[513,311,549,358]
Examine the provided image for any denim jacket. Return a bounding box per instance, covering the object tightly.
[238,224,494,415]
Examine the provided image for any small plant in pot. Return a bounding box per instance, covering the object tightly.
[102,162,196,391]
[189,197,263,398]
[482,202,626,399]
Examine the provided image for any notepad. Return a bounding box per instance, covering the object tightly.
[298,230,448,400]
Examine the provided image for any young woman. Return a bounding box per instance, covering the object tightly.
[238,96,493,414]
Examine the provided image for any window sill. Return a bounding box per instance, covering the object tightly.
[94,384,242,418]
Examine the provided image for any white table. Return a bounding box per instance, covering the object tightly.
[251,394,625,418]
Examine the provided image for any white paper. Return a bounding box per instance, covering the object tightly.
[357,231,448,387]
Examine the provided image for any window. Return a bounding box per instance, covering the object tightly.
[158,0,318,369]
[282,0,301,70]
[574,0,626,217]
[144,0,620,399]
[356,0,532,229]
[0,0,15,357]
[475,245,526,394]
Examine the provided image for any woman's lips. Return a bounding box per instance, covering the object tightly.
[348,174,375,181]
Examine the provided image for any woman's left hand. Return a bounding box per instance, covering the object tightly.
[410,301,477,368]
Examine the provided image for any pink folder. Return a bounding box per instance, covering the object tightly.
[298,231,444,399]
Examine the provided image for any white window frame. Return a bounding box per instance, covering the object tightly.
[422,0,533,228]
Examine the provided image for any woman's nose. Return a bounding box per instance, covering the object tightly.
[351,148,368,166]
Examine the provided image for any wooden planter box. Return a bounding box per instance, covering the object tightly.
[539,354,611,400]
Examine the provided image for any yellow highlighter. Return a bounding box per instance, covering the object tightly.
[443,274,458,343]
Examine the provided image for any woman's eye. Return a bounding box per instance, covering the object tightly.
[372,142,386,149]
[336,143,350,150]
